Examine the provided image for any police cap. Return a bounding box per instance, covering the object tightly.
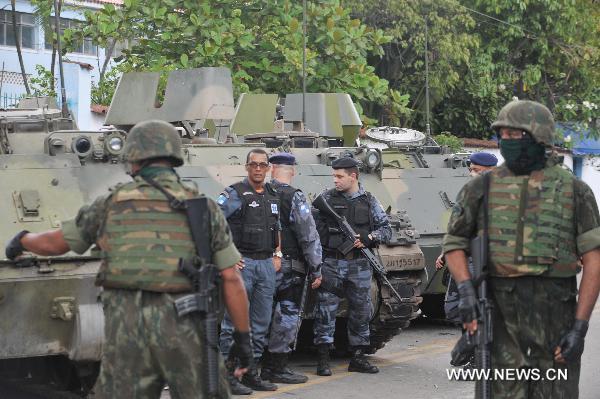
[331,157,359,169]
[469,152,498,167]
[269,152,296,165]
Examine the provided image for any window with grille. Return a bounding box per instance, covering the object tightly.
[44,17,97,56]
[0,10,37,49]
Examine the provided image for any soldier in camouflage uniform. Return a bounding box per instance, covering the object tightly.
[313,157,392,376]
[260,153,323,385]
[5,120,254,399]
[443,101,600,398]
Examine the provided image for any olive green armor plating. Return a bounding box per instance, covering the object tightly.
[488,165,578,277]
[99,175,197,292]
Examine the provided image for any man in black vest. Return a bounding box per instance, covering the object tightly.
[217,148,281,394]
[313,157,392,376]
[260,152,323,384]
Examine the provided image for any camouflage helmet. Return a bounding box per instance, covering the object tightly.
[123,120,183,166]
[491,100,555,146]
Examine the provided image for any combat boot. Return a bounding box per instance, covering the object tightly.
[316,344,332,376]
[241,364,278,391]
[261,352,309,384]
[348,348,379,374]
[226,370,253,395]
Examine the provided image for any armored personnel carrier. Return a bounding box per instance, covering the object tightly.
[106,69,426,352]
[358,126,472,318]
[0,69,235,393]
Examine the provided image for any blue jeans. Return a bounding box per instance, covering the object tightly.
[220,256,276,359]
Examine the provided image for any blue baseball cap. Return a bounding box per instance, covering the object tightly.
[469,152,498,167]
[269,152,296,165]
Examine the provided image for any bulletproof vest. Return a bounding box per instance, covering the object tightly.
[228,181,280,255]
[317,188,374,252]
[488,165,578,277]
[97,174,197,292]
[276,183,302,259]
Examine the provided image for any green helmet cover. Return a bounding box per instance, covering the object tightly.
[491,100,555,146]
[123,120,184,166]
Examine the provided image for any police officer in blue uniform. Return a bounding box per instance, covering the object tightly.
[312,157,392,376]
[260,152,323,384]
[217,148,281,394]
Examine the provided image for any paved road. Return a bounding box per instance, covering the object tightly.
[224,302,600,399]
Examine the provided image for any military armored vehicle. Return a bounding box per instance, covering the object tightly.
[358,126,472,318]
[106,69,426,353]
[0,69,235,393]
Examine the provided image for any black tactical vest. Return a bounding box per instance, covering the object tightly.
[228,181,280,257]
[276,183,302,259]
[316,188,374,252]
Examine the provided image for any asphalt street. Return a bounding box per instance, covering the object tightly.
[220,302,600,399]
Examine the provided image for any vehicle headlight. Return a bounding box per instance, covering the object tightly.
[366,149,381,169]
[109,137,123,152]
[71,136,92,158]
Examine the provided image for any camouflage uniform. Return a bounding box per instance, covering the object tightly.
[267,179,322,355]
[443,101,600,398]
[313,185,392,348]
[62,121,241,399]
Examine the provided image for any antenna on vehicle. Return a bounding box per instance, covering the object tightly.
[302,0,307,131]
[424,17,431,137]
[53,0,68,118]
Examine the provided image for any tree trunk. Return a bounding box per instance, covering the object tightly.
[11,0,31,95]
[100,38,116,82]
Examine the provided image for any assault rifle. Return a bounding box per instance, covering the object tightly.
[292,272,311,351]
[450,173,492,399]
[142,176,222,399]
[312,195,404,303]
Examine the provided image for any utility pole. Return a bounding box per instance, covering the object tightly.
[302,0,307,131]
[54,0,68,118]
[424,18,431,137]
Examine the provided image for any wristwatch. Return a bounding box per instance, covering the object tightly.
[273,251,283,258]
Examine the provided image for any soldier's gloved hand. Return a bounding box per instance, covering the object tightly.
[359,233,375,247]
[231,331,254,369]
[558,319,588,362]
[457,279,478,324]
[5,230,30,260]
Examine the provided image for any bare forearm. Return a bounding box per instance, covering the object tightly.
[222,268,250,332]
[21,230,70,256]
[445,249,471,283]
[576,249,600,321]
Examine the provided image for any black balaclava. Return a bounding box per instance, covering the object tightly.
[499,134,546,175]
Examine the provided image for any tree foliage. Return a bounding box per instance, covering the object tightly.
[68,0,410,123]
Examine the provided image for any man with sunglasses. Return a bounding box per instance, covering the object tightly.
[443,100,600,398]
[217,148,281,394]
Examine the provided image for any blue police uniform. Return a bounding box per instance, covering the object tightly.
[313,185,391,349]
[217,177,281,392]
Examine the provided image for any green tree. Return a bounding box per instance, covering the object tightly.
[68,0,410,122]
[345,0,478,129]
[438,0,599,138]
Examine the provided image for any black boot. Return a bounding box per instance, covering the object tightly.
[261,352,309,384]
[316,344,332,376]
[226,370,253,395]
[241,364,278,391]
[348,348,379,374]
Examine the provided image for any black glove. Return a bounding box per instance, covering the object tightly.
[359,233,374,247]
[5,230,30,260]
[231,331,254,369]
[558,319,588,362]
[457,279,478,323]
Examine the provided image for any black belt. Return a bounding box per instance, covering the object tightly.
[240,251,273,260]
[323,249,363,260]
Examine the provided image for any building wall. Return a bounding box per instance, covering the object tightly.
[0,0,114,97]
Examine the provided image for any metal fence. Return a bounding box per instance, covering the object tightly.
[1,93,25,109]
